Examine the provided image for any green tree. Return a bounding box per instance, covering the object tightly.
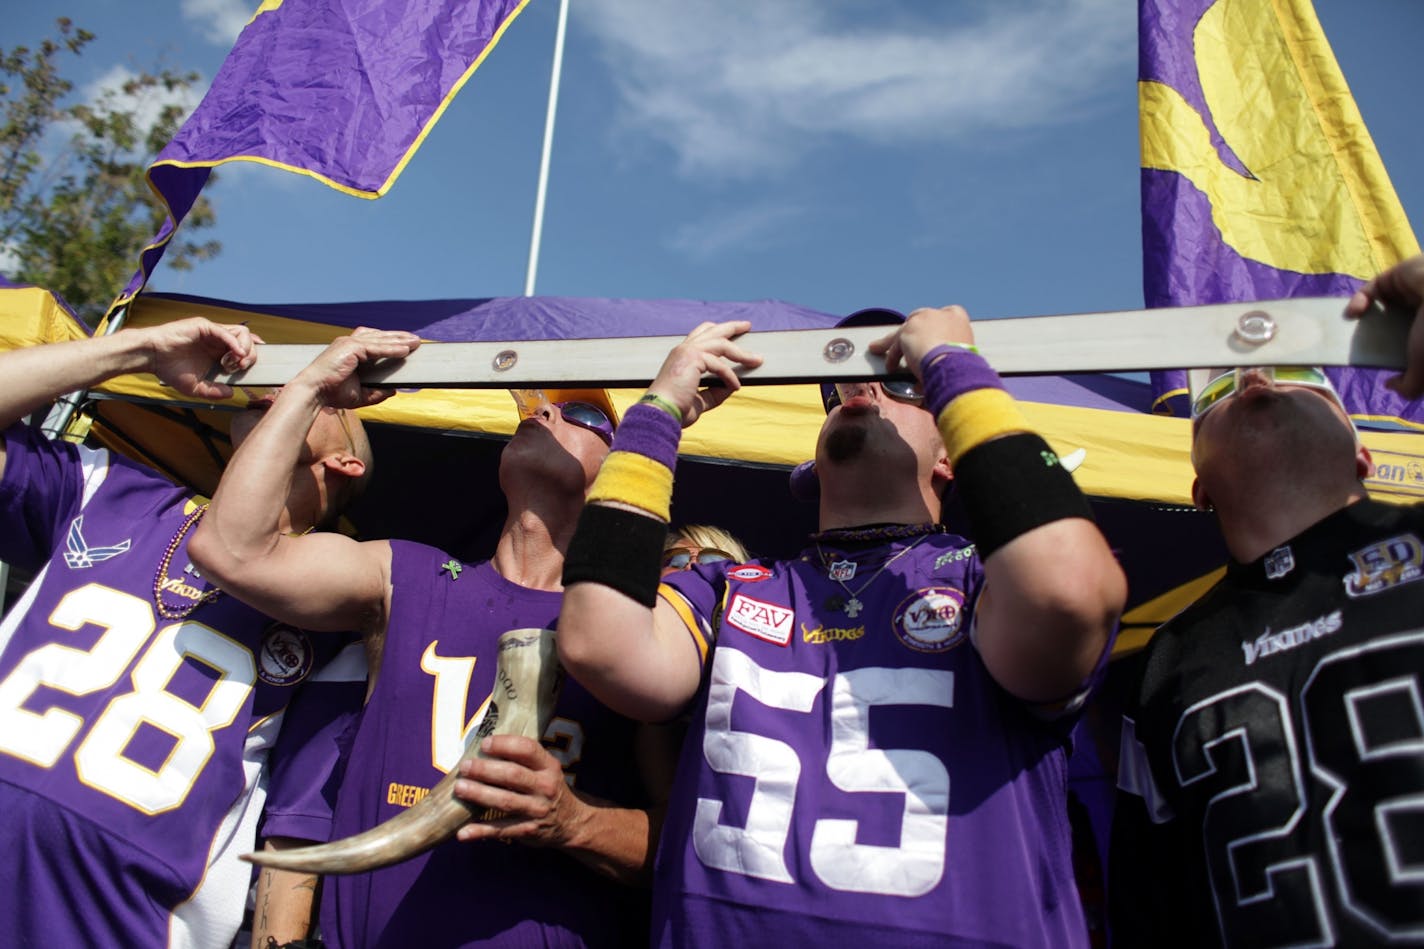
[0,18,220,324]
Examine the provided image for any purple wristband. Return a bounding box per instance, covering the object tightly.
[920,344,1006,417]
[609,402,682,470]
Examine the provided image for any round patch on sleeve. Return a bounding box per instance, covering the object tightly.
[893,587,967,653]
[257,623,316,685]
[727,564,774,582]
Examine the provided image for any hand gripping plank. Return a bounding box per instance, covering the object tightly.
[210,297,1411,389]
[244,628,563,875]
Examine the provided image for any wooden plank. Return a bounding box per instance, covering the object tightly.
[211,296,1411,389]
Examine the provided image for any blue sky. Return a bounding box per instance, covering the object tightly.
[8,0,1422,325]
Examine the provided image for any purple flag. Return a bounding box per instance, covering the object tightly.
[1139,0,1421,427]
[113,0,530,312]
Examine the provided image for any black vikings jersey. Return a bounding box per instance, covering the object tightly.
[1113,499,1424,948]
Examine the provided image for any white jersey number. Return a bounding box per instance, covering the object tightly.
[0,583,257,813]
[693,647,953,897]
[1172,632,1424,946]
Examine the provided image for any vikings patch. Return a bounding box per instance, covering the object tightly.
[893,587,966,653]
[726,564,774,583]
[257,623,316,685]
[1344,534,1424,598]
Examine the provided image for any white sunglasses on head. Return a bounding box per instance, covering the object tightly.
[1191,366,1349,422]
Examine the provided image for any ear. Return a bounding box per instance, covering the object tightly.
[1355,443,1375,480]
[1191,476,1212,513]
[321,452,367,482]
[931,450,954,491]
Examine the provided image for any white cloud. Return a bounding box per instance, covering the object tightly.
[575,0,1134,179]
[0,242,20,277]
[670,202,807,260]
[180,0,253,46]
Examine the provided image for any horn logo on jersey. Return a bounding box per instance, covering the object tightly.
[1343,534,1424,598]
[62,516,132,569]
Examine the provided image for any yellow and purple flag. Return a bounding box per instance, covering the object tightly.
[1140,0,1421,427]
[115,0,530,313]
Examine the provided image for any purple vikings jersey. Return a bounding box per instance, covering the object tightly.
[1114,500,1424,947]
[0,424,349,949]
[656,532,1095,948]
[319,542,646,949]
[260,641,367,844]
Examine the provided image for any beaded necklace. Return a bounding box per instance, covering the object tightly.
[153,504,222,620]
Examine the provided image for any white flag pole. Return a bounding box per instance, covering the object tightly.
[524,0,570,297]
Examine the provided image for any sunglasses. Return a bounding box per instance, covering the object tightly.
[554,401,615,445]
[1191,367,1345,421]
[661,547,736,570]
[820,380,924,414]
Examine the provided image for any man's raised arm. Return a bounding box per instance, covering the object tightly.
[0,317,258,478]
[189,330,420,637]
[557,322,763,723]
[879,306,1127,705]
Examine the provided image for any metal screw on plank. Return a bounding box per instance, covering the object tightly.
[824,337,854,364]
[1234,311,1276,345]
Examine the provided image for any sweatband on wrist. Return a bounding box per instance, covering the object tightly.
[937,388,1031,466]
[637,392,683,424]
[920,345,1005,416]
[610,403,681,468]
[562,503,668,607]
[952,432,1094,558]
[585,402,682,521]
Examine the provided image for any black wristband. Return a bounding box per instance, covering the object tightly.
[953,433,1094,558]
[562,503,669,607]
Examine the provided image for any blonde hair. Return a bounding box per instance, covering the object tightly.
[666,524,750,562]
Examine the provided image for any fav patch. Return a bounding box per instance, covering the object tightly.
[893,587,966,653]
[725,593,794,646]
[1344,534,1424,598]
[1264,545,1295,580]
[726,564,773,582]
[62,516,132,569]
[257,624,315,685]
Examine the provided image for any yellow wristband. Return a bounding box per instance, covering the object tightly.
[937,387,1030,465]
[586,451,675,522]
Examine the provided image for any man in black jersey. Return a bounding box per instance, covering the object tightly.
[1110,254,1424,948]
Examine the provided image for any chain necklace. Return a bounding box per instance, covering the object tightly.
[811,523,948,545]
[815,533,929,617]
[153,504,222,620]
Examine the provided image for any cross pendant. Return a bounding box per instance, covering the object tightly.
[843,597,863,618]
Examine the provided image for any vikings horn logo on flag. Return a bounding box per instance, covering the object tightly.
[1139,0,1419,425]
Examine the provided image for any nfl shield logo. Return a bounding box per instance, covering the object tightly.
[828,560,857,582]
[1264,545,1295,580]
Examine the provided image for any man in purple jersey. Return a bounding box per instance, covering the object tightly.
[190,331,667,948]
[0,317,382,949]
[1111,258,1424,948]
[557,312,1127,946]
